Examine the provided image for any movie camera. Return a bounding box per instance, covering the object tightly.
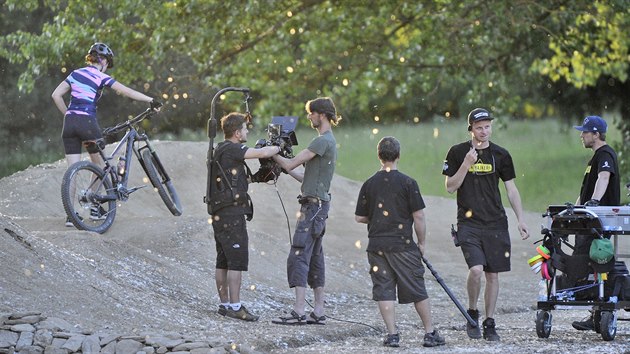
[251,116,299,183]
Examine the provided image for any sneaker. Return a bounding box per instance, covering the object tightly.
[423,330,446,347]
[225,305,259,322]
[383,333,400,348]
[571,315,595,331]
[65,213,83,227]
[482,318,500,341]
[217,305,228,317]
[90,205,107,220]
[466,309,482,339]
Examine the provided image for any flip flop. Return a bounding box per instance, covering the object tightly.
[306,312,326,325]
[271,310,306,325]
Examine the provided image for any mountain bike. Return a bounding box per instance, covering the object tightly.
[61,107,182,233]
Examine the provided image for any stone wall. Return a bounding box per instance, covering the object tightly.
[0,312,261,354]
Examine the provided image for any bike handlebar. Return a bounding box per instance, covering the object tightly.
[103,108,157,136]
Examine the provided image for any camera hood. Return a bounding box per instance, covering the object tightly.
[270,116,299,146]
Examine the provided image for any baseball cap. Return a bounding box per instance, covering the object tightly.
[574,116,607,133]
[467,108,494,130]
[589,238,614,265]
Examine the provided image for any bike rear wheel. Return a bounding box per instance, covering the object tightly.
[61,161,117,234]
[141,149,182,216]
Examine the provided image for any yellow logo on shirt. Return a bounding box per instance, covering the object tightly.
[469,162,493,173]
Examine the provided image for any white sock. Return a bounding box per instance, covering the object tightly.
[230,303,241,311]
[221,303,229,308]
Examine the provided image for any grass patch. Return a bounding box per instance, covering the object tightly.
[3,118,626,211]
[332,119,621,213]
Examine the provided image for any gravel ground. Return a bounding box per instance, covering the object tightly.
[0,141,628,353]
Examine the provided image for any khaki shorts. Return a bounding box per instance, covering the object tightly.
[368,247,428,304]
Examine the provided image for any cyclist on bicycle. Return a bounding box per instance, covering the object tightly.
[52,42,161,227]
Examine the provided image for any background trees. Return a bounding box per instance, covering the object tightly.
[1,0,628,177]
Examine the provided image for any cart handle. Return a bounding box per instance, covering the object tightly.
[557,207,598,218]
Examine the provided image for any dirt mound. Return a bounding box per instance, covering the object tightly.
[0,141,627,353]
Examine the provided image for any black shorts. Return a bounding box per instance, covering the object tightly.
[212,213,249,271]
[368,247,428,304]
[62,114,102,154]
[458,224,511,273]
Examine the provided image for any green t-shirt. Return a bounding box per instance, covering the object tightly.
[302,130,336,201]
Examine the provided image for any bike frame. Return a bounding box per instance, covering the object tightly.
[93,110,168,202]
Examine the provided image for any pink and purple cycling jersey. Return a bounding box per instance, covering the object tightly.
[64,66,116,116]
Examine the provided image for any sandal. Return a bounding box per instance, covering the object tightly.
[306,312,326,325]
[271,310,306,325]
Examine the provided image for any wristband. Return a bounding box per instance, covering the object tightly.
[536,245,551,259]
[528,254,543,266]
[541,261,552,280]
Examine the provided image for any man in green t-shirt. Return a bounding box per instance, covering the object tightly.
[271,97,339,325]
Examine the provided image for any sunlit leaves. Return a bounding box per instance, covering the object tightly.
[1,0,629,124]
[532,1,630,88]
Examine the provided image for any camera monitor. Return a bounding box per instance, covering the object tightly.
[271,116,299,146]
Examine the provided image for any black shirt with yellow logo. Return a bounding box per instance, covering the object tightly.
[442,141,516,228]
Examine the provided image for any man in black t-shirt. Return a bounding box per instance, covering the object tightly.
[571,115,620,331]
[575,116,620,208]
[442,108,529,341]
[355,137,445,348]
[210,112,281,322]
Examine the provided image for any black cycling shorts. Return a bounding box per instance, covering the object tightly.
[62,114,103,154]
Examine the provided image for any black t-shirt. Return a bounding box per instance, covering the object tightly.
[214,140,249,215]
[355,170,425,252]
[442,141,516,228]
[579,144,620,206]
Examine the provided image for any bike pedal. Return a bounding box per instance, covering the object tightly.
[127,185,147,193]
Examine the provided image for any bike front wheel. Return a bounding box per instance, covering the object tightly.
[141,149,182,216]
[61,161,117,234]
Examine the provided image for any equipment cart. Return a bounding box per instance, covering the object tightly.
[534,204,630,341]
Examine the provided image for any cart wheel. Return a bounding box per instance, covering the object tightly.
[535,310,552,338]
[599,311,616,341]
[593,310,602,333]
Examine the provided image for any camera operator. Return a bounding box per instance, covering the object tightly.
[211,112,280,322]
[271,97,340,325]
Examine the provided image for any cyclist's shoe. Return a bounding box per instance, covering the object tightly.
[572,315,595,331]
[482,318,500,341]
[217,305,228,317]
[90,205,107,220]
[423,330,446,347]
[226,305,259,322]
[65,213,83,227]
[383,333,400,347]
[466,309,482,339]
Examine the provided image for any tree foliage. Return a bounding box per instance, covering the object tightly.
[1,0,629,177]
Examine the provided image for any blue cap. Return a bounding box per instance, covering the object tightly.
[574,116,607,133]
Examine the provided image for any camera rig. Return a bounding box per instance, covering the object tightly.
[251,116,299,183]
[204,88,300,215]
